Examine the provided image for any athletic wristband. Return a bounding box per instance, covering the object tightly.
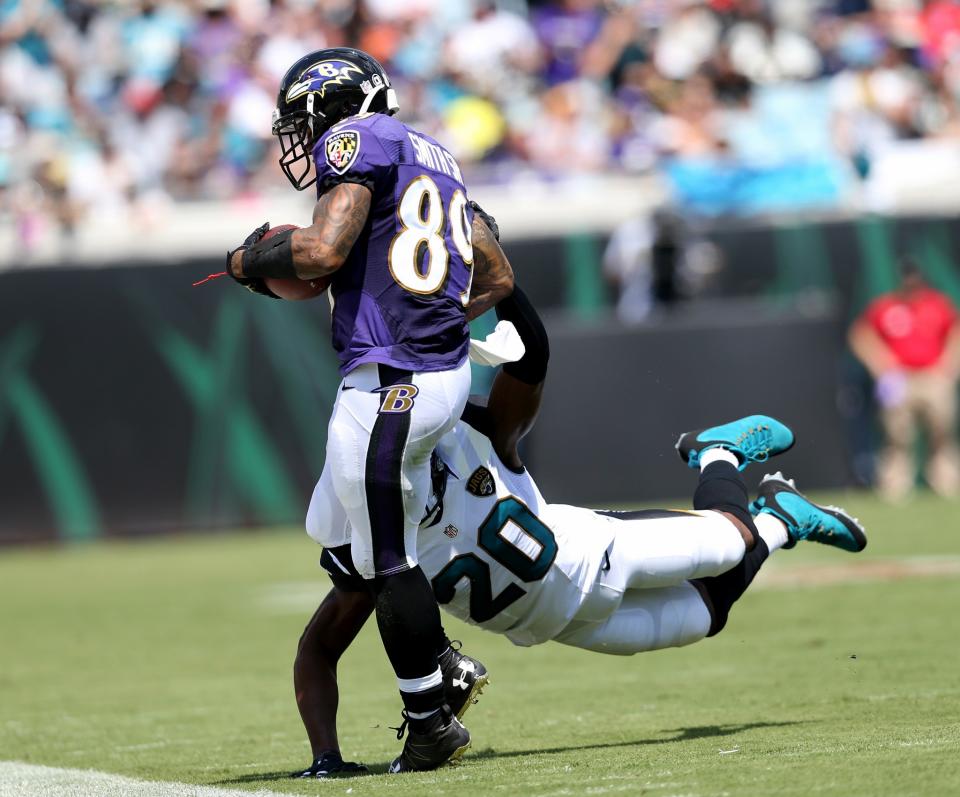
[496,285,549,384]
[241,228,297,279]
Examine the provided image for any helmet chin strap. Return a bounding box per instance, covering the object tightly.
[358,84,401,116]
[358,85,382,116]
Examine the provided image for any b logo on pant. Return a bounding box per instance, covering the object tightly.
[377,384,419,414]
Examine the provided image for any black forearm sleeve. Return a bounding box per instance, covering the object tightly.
[495,285,549,385]
[241,228,297,279]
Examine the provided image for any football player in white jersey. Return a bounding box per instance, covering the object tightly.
[292,285,867,778]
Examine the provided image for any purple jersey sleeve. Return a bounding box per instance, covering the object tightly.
[313,119,393,194]
[311,115,474,376]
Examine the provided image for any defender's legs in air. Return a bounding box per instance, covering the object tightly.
[563,415,866,651]
[693,470,867,635]
[558,477,866,656]
[599,415,795,593]
[674,415,791,636]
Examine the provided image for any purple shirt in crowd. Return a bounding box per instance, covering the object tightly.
[312,113,474,376]
[532,4,604,85]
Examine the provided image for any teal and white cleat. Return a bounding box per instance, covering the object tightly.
[675,415,795,472]
[751,472,867,552]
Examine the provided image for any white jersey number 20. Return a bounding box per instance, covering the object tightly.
[431,497,558,623]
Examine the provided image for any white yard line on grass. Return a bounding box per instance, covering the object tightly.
[754,555,960,590]
[256,555,960,613]
[0,762,292,797]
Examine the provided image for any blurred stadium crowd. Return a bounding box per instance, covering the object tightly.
[3,0,960,245]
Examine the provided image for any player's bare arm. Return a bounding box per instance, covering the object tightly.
[293,183,373,279]
[465,216,514,322]
[481,287,550,470]
[228,183,372,282]
[294,586,372,768]
[485,374,544,470]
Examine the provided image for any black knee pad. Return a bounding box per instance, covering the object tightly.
[693,461,758,541]
[693,536,770,637]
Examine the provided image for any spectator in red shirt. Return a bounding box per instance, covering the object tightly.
[849,259,960,500]
[920,0,960,67]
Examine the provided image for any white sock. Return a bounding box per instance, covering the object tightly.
[397,667,443,694]
[405,708,440,720]
[700,447,740,470]
[755,512,789,552]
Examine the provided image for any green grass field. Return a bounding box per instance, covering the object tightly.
[3,490,960,796]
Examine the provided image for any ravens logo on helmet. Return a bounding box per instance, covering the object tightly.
[271,47,400,190]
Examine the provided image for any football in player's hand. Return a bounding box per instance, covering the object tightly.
[261,225,330,301]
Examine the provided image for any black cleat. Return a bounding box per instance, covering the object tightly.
[293,751,368,779]
[439,642,489,720]
[388,706,471,773]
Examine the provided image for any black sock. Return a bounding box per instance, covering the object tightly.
[693,536,770,636]
[437,628,452,659]
[693,461,760,547]
[373,566,445,716]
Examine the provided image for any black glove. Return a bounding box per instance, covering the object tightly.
[293,751,369,779]
[225,221,278,298]
[469,200,499,241]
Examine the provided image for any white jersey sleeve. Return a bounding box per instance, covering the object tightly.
[416,423,616,646]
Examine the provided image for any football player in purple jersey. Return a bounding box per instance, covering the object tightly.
[224,48,514,771]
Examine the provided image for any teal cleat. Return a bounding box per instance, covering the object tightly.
[750,472,867,552]
[675,415,795,472]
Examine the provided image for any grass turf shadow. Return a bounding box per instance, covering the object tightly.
[216,766,388,784]
[214,721,803,784]
[468,720,804,761]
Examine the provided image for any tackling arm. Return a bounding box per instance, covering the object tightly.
[229,183,373,282]
[482,286,550,471]
[294,585,374,761]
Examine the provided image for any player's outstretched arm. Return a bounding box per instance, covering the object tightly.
[466,215,514,322]
[294,586,374,763]
[229,183,373,282]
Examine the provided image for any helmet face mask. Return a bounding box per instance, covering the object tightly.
[273,107,316,190]
[272,48,400,191]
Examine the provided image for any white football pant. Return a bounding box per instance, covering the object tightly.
[556,510,745,654]
[306,360,470,579]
